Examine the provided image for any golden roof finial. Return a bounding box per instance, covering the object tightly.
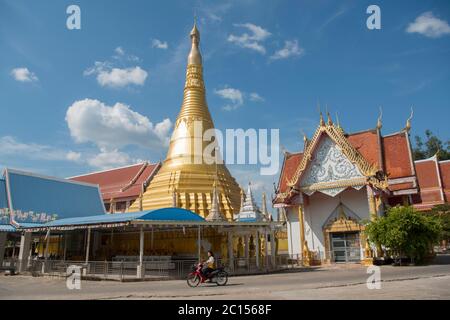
[335,112,344,133]
[319,112,325,126]
[377,106,383,130]
[301,129,309,148]
[327,111,333,126]
[405,107,414,132]
[188,20,202,65]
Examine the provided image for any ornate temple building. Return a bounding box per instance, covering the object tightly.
[274,113,449,264]
[128,23,241,220]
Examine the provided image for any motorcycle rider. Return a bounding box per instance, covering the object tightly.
[202,250,216,279]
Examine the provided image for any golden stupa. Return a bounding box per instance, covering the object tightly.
[128,22,241,220]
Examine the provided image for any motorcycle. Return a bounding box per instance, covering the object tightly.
[186,262,228,287]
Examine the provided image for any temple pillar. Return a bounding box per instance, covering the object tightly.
[0,232,7,266]
[255,231,260,269]
[137,226,145,279]
[18,232,32,273]
[197,226,201,262]
[228,231,234,271]
[244,234,249,269]
[85,228,91,264]
[63,232,68,261]
[298,205,310,266]
[263,229,269,271]
[42,229,51,273]
[367,186,382,258]
[270,229,276,269]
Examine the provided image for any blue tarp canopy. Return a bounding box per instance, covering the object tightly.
[23,208,204,230]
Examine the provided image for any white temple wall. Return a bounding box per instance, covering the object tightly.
[303,188,370,259]
[285,207,301,257]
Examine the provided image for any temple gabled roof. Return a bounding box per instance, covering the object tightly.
[274,114,418,205]
[70,162,160,201]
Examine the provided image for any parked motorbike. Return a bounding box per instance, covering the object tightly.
[186,263,228,287]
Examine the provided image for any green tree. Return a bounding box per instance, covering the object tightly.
[413,130,450,160]
[430,204,450,242]
[365,206,442,263]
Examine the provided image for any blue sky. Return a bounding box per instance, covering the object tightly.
[1,0,450,204]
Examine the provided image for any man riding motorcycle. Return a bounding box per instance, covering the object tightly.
[202,250,216,279]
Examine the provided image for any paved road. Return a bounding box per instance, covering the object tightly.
[1,260,449,300]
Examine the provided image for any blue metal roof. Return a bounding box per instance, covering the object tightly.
[5,169,105,223]
[0,224,15,232]
[34,208,204,229]
[139,208,205,222]
[0,178,7,209]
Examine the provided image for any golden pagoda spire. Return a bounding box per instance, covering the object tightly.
[128,22,241,219]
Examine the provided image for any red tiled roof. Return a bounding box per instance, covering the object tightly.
[275,125,423,204]
[70,162,160,201]
[278,152,303,194]
[382,132,414,179]
[413,157,445,209]
[439,161,450,201]
[347,130,381,169]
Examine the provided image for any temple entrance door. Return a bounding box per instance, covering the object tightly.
[330,232,361,263]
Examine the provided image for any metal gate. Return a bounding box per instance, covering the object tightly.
[331,232,361,263]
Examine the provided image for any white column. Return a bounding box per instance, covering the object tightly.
[18,232,32,272]
[85,228,91,264]
[197,226,201,262]
[270,228,276,268]
[63,232,67,261]
[44,229,51,260]
[228,231,234,271]
[138,226,145,279]
[0,232,7,266]
[255,231,260,269]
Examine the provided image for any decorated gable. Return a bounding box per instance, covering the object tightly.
[300,135,365,197]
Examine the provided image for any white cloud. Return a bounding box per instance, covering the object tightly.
[114,46,125,56]
[249,92,265,102]
[152,39,168,50]
[66,151,82,162]
[97,67,147,88]
[270,40,304,60]
[87,149,134,170]
[0,136,80,162]
[228,23,271,54]
[85,48,146,88]
[10,67,38,82]
[215,87,244,110]
[85,62,148,88]
[215,87,264,111]
[406,12,450,38]
[65,99,172,150]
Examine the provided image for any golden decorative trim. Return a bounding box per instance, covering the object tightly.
[288,123,383,189]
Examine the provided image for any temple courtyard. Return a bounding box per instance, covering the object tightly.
[1,255,449,300]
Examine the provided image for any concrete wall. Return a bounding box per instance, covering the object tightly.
[304,188,370,259]
[286,207,300,256]
[285,188,370,259]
